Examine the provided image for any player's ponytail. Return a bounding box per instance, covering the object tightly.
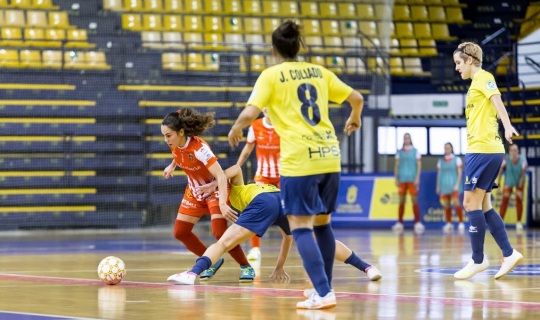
[272,20,304,60]
[162,108,215,136]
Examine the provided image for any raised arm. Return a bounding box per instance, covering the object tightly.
[229,105,261,147]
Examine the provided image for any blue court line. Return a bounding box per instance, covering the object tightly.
[0,311,98,320]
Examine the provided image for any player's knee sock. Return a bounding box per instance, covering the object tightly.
[516,195,523,222]
[344,252,371,272]
[500,196,509,219]
[313,224,336,284]
[485,208,513,257]
[456,205,464,222]
[211,218,249,266]
[413,203,420,223]
[445,207,452,223]
[398,204,405,223]
[292,228,331,297]
[250,236,260,249]
[173,220,207,256]
[467,210,487,264]
[191,256,212,275]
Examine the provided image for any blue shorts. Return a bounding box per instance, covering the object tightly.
[464,153,504,192]
[280,172,340,215]
[235,192,291,237]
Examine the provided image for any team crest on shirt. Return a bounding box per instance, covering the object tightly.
[188,154,194,161]
[486,81,497,90]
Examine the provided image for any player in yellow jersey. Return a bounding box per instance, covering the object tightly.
[452,42,523,280]
[228,21,363,310]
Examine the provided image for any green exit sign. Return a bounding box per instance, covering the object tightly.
[433,101,448,107]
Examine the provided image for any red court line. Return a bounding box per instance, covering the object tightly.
[1,273,539,310]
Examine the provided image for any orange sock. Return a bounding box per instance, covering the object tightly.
[413,203,420,223]
[250,236,260,248]
[456,206,464,222]
[173,220,207,256]
[500,196,509,220]
[445,207,452,223]
[398,204,405,223]
[516,195,523,222]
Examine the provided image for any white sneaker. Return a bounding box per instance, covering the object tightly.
[414,222,425,234]
[391,222,404,233]
[366,266,382,281]
[247,247,261,261]
[458,223,465,233]
[454,257,490,280]
[297,291,337,310]
[442,223,454,233]
[516,222,524,231]
[303,288,334,299]
[494,250,523,280]
[167,271,196,285]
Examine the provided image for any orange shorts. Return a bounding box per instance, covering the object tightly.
[178,186,222,218]
[439,191,460,202]
[254,174,280,188]
[398,182,418,196]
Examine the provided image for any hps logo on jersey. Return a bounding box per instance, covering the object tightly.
[417,264,540,277]
[486,80,498,90]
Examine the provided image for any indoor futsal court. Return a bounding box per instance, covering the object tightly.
[0,226,538,320]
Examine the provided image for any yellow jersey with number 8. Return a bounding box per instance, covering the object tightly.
[247,62,353,176]
[465,69,504,154]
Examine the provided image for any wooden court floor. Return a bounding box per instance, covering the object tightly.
[0,226,539,320]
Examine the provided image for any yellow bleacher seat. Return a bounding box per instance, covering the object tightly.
[45,28,65,41]
[301,2,318,17]
[164,0,182,12]
[122,13,142,31]
[63,51,83,69]
[48,11,70,28]
[0,49,18,67]
[41,49,61,68]
[304,36,323,52]
[336,3,355,18]
[33,0,58,10]
[355,4,372,19]
[224,17,242,33]
[144,0,163,11]
[11,0,32,8]
[400,39,419,55]
[319,2,338,18]
[162,52,184,70]
[346,57,366,74]
[201,33,223,50]
[142,14,162,30]
[262,1,279,16]
[244,34,264,50]
[24,27,45,43]
[187,53,219,72]
[66,29,91,47]
[414,22,432,39]
[326,56,344,74]
[428,6,446,21]
[324,36,344,53]
[223,0,242,14]
[162,31,183,48]
[141,31,161,47]
[263,18,281,33]
[244,17,263,34]
[184,0,203,13]
[103,0,122,11]
[223,33,244,50]
[204,16,222,32]
[163,14,182,31]
[4,10,26,27]
[244,0,262,15]
[204,0,222,13]
[321,20,340,36]
[19,49,41,68]
[303,19,321,36]
[367,57,384,73]
[395,22,414,38]
[85,51,110,69]
[123,0,143,11]
[280,1,299,16]
[390,38,400,55]
[240,54,266,72]
[441,0,463,6]
[359,21,378,38]
[393,5,411,21]
[446,7,466,22]
[0,11,3,26]
[183,32,202,49]
[183,15,203,32]
[1,27,23,45]
[431,23,455,40]
[26,11,48,28]
[374,4,392,20]
[411,6,429,21]
[390,57,405,75]
[340,20,358,36]
[343,36,361,52]
[418,39,437,56]
[310,56,325,67]
[403,57,428,75]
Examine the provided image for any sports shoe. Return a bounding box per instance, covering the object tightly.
[167,271,196,285]
[391,222,404,233]
[366,266,382,281]
[247,247,261,261]
[297,291,337,310]
[454,257,489,280]
[516,222,524,231]
[239,265,255,282]
[303,288,334,299]
[200,257,224,280]
[414,222,425,234]
[494,249,523,280]
[442,222,454,233]
[458,223,465,233]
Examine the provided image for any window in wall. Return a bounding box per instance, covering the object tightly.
[429,127,462,155]
[396,127,428,155]
[377,126,396,154]
[460,127,467,155]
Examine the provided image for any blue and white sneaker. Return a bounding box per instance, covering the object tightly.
[239,265,255,282]
[200,257,224,280]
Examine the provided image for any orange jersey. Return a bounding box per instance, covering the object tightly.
[170,136,218,201]
[247,118,280,179]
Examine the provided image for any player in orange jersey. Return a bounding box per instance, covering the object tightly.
[236,108,280,262]
[162,108,255,282]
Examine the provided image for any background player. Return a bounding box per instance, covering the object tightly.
[436,142,465,233]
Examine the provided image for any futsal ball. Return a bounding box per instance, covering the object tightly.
[97,256,126,285]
